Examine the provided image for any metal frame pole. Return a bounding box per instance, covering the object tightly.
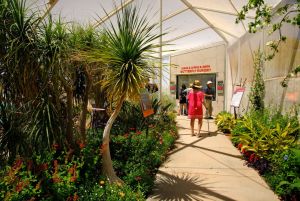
[159,0,163,100]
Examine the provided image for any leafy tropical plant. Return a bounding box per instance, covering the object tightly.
[0,112,177,200]
[264,148,300,199]
[232,108,300,199]
[215,111,236,133]
[232,110,299,161]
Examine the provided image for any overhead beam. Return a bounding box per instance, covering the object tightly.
[194,6,255,19]
[213,26,239,38]
[228,0,248,32]
[180,0,228,43]
[159,0,163,100]
[162,7,189,22]
[228,0,255,60]
[93,0,134,28]
[164,27,210,43]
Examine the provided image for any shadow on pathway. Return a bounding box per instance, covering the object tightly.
[150,170,237,201]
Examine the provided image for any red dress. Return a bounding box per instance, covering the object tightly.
[188,89,204,119]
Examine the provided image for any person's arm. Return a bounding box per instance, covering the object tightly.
[204,88,213,98]
[201,92,207,108]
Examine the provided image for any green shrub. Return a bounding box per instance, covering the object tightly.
[110,124,177,195]
[232,109,299,160]
[215,111,236,133]
[264,148,300,199]
[232,108,300,199]
[115,98,176,135]
[78,181,145,201]
[0,98,178,200]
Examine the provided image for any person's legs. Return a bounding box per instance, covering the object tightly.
[190,118,195,136]
[186,101,189,115]
[197,118,203,136]
[204,99,209,118]
[178,103,183,115]
[208,100,213,118]
[183,103,187,115]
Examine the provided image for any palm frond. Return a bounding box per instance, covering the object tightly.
[88,3,162,102]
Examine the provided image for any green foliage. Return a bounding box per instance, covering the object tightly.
[215,111,236,133]
[0,152,80,200]
[115,101,145,133]
[281,65,300,87]
[236,0,300,60]
[26,95,63,151]
[0,107,177,200]
[237,1,300,89]
[78,181,145,201]
[232,109,299,160]
[0,0,106,161]
[115,96,176,133]
[0,0,176,199]
[249,50,265,111]
[82,4,161,103]
[111,118,177,194]
[0,102,27,163]
[232,108,300,198]
[264,148,300,198]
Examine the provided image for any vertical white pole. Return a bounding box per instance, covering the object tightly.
[238,40,241,85]
[224,44,227,111]
[159,0,163,100]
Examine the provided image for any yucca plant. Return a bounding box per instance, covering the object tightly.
[81,4,161,182]
[0,0,39,102]
[69,25,104,142]
[1,0,75,157]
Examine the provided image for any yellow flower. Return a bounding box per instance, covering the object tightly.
[99,180,105,185]
[119,192,125,197]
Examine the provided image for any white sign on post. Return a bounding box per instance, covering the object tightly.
[230,87,245,108]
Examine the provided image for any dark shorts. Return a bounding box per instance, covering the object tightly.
[179,97,187,104]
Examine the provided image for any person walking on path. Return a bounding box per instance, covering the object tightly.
[204,81,215,119]
[188,80,205,136]
[178,84,187,115]
[184,83,193,115]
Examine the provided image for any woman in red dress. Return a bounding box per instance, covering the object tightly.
[188,80,205,136]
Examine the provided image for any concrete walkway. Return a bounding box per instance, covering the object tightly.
[147,116,279,201]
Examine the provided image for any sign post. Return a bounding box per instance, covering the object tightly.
[230,87,245,119]
[140,91,154,118]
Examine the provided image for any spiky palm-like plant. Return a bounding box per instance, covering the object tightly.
[85,5,161,182]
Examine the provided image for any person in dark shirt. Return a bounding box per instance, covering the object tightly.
[204,81,215,119]
[178,84,187,115]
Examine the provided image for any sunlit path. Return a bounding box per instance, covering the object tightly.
[147,115,279,201]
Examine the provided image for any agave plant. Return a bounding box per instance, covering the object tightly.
[81,4,161,182]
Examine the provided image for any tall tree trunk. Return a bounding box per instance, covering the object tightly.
[79,67,92,142]
[65,86,74,146]
[102,96,125,184]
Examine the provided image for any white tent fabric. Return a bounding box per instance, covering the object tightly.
[27,0,281,54]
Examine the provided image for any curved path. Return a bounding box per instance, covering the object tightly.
[147,116,279,201]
